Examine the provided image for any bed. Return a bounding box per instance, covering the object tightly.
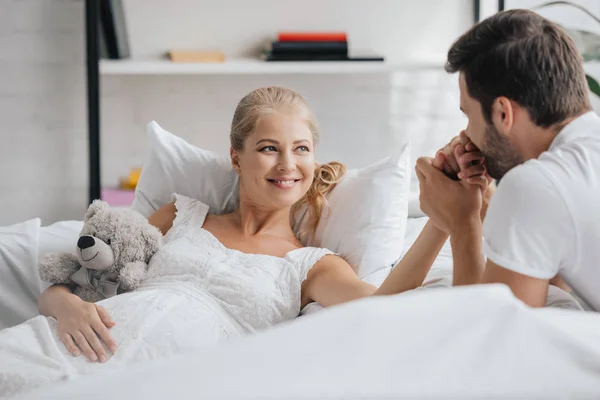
[17,286,600,399]
[1,121,598,398]
[3,216,599,399]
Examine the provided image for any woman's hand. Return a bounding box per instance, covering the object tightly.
[453,141,494,222]
[433,131,486,181]
[52,293,117,362]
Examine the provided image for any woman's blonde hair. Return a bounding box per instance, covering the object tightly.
[230,86,346,235]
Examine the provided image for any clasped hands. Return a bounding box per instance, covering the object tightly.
[416,131,494,235]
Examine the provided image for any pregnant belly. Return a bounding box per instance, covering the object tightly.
[0,287,239,398]
[96,285,240,365]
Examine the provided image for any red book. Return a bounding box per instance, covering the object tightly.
[277,32,347,42]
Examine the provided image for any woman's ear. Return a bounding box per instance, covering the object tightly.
[492,96,514,136]
[230,147,241,175]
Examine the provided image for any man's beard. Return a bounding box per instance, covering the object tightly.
[481,123,524,180]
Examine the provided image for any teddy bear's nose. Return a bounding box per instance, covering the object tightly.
[77,236,95,250]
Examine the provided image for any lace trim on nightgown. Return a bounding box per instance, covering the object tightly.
[166,193,337,283]
[164,193,209,243]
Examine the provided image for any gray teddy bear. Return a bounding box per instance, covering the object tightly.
[39,200,162,302]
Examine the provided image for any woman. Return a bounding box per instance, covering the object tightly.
[0,87,485,397]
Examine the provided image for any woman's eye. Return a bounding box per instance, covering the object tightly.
[260,146,277,152]
[297,146,310,152]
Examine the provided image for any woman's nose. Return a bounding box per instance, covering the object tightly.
[278,153,296,172]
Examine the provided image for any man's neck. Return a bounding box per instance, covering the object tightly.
[517,112,585,160]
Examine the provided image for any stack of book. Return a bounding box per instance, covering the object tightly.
[262,32,353,62]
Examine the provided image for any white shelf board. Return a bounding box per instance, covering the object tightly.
[100,58,443,75]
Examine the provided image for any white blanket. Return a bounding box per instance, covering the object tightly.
[0,219,43,330]
[0,282,241,399]
[1,217,592,398]
[16,284,600,399]
[0,219,84,330]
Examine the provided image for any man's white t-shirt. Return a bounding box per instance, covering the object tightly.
[482,111,600,311]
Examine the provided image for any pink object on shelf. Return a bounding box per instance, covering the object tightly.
[101,188,135,207]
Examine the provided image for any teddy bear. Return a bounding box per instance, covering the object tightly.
[39,200,162,303]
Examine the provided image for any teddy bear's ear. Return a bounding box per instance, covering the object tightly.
[85,200,110,221]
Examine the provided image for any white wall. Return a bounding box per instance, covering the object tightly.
[505,0,600,34]
[0,0,473,225]
[0,0,88,225]
[122,0,471,63]
[101,0,472,198]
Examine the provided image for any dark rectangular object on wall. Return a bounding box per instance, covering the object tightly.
[268,41,348,54]
[100,0,130,59]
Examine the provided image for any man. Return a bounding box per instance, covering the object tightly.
[416,9,600,310]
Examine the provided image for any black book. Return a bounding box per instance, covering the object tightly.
[266,40,348,54]
[99,0,130,59]
[262,51,384,62]
[262,52,348,61]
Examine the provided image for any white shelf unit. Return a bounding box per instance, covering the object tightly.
[99,58,444,75]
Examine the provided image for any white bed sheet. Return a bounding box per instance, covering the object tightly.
[38,220,83,259]
[0,220,83,330]
[17,284,600,400]
[0,219,42,330]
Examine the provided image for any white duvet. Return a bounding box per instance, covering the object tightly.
[16,284,600,400]
[1,218,597,399]
[0,219,84,331]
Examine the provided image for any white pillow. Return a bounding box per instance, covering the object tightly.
[132,121,410,279]
[131,121,239,217]
[408,191,426,218]
[0,219,43,330]
[294,148,411,278]
[39,220,84,258]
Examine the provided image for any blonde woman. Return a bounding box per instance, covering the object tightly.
[0,87,484,397]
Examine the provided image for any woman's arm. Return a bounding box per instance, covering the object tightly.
[301,257,377,308]
[38,285,117,362]
[376,219,448,294]
[302,220,448,308]
[38,284,75,317]
[148,201,176,235]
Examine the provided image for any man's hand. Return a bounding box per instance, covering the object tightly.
[416,157,483,235]
[424,132,493,286]
[432,131,495,222]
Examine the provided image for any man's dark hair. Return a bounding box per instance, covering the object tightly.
[446,9,591,128]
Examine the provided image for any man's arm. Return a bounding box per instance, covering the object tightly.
[478,164,569,307]
[482,259,550,307]
[451,222,550,305]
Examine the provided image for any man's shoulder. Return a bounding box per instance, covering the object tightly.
[488,161,565,221]
[495,161,553,196]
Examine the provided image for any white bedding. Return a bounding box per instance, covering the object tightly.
[0,219,83,330]
[16,284,600,399]
[1,217,594,399]
[0,219,43,330]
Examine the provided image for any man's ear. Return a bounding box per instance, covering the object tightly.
[230,147,241,175]
[491,96,514,136]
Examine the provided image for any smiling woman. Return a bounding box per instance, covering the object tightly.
[228,87,347,236]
